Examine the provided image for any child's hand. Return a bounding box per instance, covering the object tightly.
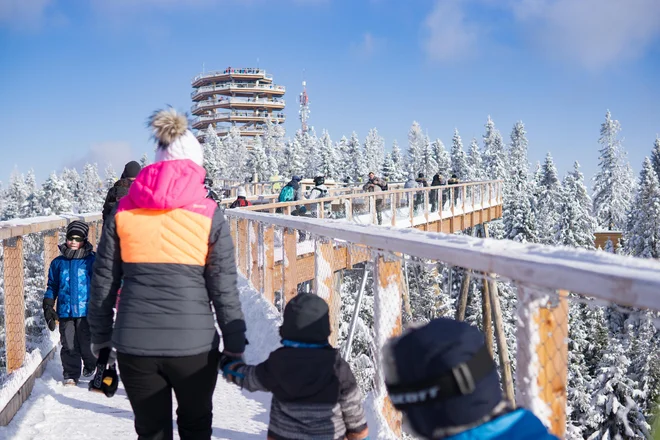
[42,298,57,331]
[218,353,245,386]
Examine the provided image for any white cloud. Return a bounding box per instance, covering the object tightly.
[0,0,54,29]
[509,0,660,69]
[350,32,384,58]
[65,141,136,175]
[422,0,479,62]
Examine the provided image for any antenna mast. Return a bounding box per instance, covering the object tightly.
[298,74,310,133]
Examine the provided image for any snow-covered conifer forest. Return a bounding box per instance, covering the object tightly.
[1,111,659,438]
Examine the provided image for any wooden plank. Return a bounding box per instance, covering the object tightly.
[537,290,568,438]
[314,238,340,346]
[250,221,260,291]
[373,256,403,437]
[43,230,59,287]
[263,225,275,305]
[0,346,56,426]
[283,227,297,303]
[3,237,26,373]
[237,219,248,277]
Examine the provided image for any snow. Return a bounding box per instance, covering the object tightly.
[0,278,278,439]
[0,330,59,411]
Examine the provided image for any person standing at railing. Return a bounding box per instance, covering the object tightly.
[363,172,386,225]
[307,176,328,218]
[383,318,558,440]
[102,160,141,223]
[430,174,445,213]
[447,174,460,207]
[88,108,247,440]
[229,187,252,208]
[414,172,429,214]
[43,221,98,386]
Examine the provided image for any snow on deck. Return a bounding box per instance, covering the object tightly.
[0,279,281,440]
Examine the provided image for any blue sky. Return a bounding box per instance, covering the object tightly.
[1,0,659,186]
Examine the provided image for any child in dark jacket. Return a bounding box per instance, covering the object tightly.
[42,221,97,386]
[219,293,369,440]
[383,318,558,440]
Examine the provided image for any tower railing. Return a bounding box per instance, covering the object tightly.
[191,68,273,84]
[191,83,286,99]
[191,97,285,113]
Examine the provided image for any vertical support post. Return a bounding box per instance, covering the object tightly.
[263,224,275,305]
[408,189,414,226]
[455,269,472,321]
[237,219,248,277]
[44,230,59,286]
[423,190,429,225]
[462,185,467,229]
[283,225,297,304]
[370,194,377,225]
[319,201,325,219]
[390,193,396,227]
[488,278,515,405]
[314,237,339,346]
[250,221,260,291]
[88,222,98,251]
[3,237,26,373]
[345,198,353,222]
[373,255,403,437]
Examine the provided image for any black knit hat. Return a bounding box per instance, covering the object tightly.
[121,161,142,179]
[280,293,331,344]
[66,221,89,240]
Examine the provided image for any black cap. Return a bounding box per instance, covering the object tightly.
[280,293,331,344]
[121,161,142,179]
[66,221,89,240]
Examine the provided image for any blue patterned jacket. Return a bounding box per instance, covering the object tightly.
[44,251,95,318]
[446,409,559,440]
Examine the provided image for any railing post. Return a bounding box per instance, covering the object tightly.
[345,198,353,222]
[462,185,467,229]
[44,230,59,286]
[250,221,260,291]
[314,237,340,346]
[3,237,26,373]
[408,190,414,226]
[390,193,396,227]
[283,225,297,304]
[237,219,248,277]
[373,255,403,437]
[423,189,429,226]
[370,195,377,225]
[263,224,275,305]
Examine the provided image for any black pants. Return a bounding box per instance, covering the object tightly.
[59,317,96,380]
[117,350,220,440]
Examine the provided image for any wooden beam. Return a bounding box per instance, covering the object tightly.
[283,227,297,303]
[263,225,275,305]
[314,238,340,346]
[3,237,26,373]
[250,221,260,291]
[43,230,59,288]
[373,256,403,437]
[237,219,248,277]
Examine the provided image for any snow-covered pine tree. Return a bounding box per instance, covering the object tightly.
[203,124,221,181]
[381,153,395,181]
[40,172,72,215]
[624,157,660,258]
[104,163,117,190]
[78,163,104,213]
[1,172,29,220]
[139,153,150,169]
[248,136,270,181]
[554,162,597,249]
[592,110,634,231]
[591,332,650,439]
[23,170,43,218]
[651,136,660,182]
[391,140,406,182]
[482,116,508,181]
[536,153,563,244]
[363,128,385,177]
[432,139,451,178]
[283,136,306,178]
[467,138,483,180]
[262,117,285,177]
[301,127,320,177]
[407,121,425,174]
[450,129,469,181]
[60,168,81,211]
[503,122,536,243]
[335,136,350,182]
[346,131,366,182]
[223,126,249,180]
[420,134,438,179]
[317,130,338,178]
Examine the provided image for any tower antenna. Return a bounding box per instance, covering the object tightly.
[298,70,310,133]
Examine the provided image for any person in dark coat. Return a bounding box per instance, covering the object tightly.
[447,174,460,206]
[414,172,429,213]
[430,174,445,213]
[43,221,97,385]
[102,161,142,223]
[88,108,246,440]
[219,293,369,440]
[229,186,252,208]
[383,318,558,440]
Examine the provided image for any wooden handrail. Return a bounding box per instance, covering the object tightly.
[0,213,103,241]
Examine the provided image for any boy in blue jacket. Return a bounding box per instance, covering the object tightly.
[42,221,97,386]
[383,317,559,440]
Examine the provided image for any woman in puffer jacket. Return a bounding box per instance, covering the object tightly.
[88,108,247,440]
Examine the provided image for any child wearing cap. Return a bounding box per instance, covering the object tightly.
[42,220,97,386]
[383,317,559,439]
[219,293,369,440]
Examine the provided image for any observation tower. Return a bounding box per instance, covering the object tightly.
[190,67,286,141]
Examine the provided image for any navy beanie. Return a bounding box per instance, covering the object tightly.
[280,293,331,344]
[385,318,502,438]
[121,161,142,179]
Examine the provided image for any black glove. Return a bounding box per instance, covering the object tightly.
[218,353,246,386]
[42,298,57,331]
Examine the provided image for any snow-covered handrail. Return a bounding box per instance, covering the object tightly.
[191,97,285,113]
[191,68,272,83]
[0,213,102,240]
[223,208,660,310]
[191,83,286,98]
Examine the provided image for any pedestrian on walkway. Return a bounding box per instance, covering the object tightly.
[43,220,97,385]
[102,161,141,223]
[88,108,247,440]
